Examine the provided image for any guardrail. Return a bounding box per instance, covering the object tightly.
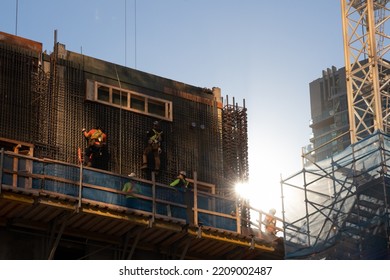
[0,148,283,239]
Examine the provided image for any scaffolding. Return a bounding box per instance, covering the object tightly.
[282,130,390,259]
[282,1,390,259]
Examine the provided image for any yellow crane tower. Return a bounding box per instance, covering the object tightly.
[341,0,390,143]
[282,1,390,260]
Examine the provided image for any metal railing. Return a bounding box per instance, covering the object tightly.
[0,149,279,236]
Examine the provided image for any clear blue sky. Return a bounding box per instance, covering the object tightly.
[1,0,345,212]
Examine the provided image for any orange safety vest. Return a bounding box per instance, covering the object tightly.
[86,129,106,146]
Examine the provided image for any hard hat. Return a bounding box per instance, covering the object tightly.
[269,208,276,215]
[179,171,186,177]
[153,120,159,126]
[128,172,136,177]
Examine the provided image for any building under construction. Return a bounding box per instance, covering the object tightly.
[0,31,283,260]
[3,0,390,261]
[282,0,390,259]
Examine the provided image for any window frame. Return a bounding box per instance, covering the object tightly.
[87,80,173,122]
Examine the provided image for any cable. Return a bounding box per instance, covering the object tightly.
[134,0,137,69]
[15,0,18,35]
[125,0,127,67]
[115,66,123,174]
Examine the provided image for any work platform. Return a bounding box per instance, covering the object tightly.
[0,149,283,260]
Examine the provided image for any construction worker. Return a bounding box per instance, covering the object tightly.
[170,171,189,189]
[141,120,163,173]
[82,126,107,167]
[170,171,193,226]
[263,208,277,236]
[122,173,137,198]
[121,172,140,210]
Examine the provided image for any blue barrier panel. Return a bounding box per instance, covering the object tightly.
[156,202,169,216]
[83,187,122,205]
[198,194,235,215]
[2,155,30,187]
[121,180,153,212]
[2,155,13,170]
[132,182,152,197]
[44,163,79,181]
[83,169,122,190]
[32,162,44,189]
[198,212,236,231]
[170,205,187,221]
[43,180,78,197]
[2,172,12,185]
[34,162,79,196]
[17,158,29,171]
[16,177,29,188]
[82,187,153,212]
[156,185,177,202]
[122,196,153,212]
[82,176,153,213]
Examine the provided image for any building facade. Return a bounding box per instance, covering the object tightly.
[0,31,248,194]
[0,31,282,260]
[308,66,350,162]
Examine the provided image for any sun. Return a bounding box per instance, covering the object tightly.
[235,178,282,216]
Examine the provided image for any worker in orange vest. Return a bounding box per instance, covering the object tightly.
[264,208,277,235]
[82,126,107,167]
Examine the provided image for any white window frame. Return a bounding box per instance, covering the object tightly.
[86,80,173,121]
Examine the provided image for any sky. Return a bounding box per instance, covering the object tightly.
[0,0,346,213]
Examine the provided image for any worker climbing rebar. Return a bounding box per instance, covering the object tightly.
[82,126,107,169]
[141,120,163,174]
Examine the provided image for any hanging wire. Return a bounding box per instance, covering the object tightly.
[125,0,127,67]
[115,66,123,174]
[134,0,137,69]
[15,0,19,35]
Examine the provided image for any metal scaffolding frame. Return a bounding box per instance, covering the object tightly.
[282,130,390,259]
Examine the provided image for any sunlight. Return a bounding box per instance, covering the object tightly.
[234,178,282,216]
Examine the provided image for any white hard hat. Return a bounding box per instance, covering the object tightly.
[128,172,136,177]
[179,171,186,177]
[269,208,276,215]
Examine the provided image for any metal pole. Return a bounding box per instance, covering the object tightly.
[0,148,4,194]
[48,218,68,260]
[193,171,198,226]
[151,171,156,225]
[78,160,83,211]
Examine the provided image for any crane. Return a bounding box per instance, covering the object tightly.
[341,0,390,143]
